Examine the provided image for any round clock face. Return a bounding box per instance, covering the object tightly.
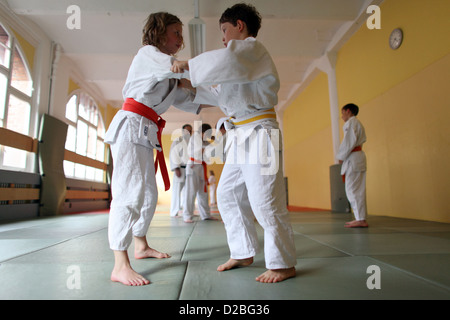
[389,28,403,50]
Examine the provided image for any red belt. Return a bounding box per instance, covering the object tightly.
[190,157,209,192]
[122,98,170,191]
[342,146,362,183]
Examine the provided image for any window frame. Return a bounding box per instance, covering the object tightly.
[0,21,35,172]
[64,90,107,183]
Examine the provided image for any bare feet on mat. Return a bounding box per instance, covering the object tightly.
[345,220,369,228]
[134,236,171,259]
[256,267,296,283]
[111,266,150,286]
[217,257,254,271]
[135,246,171,259]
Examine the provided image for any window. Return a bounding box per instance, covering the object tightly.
[0,23,34,170]
[64,92,106,182]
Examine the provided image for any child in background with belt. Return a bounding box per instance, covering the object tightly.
[336,103,368,228]
[105,12,204,286]
[182,123,218,223]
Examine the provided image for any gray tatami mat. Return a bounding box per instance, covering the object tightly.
[0,209,449,300]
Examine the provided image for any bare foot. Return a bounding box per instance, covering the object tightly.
[134,236,171,259]
[135,247,171,260]
[345,220,369,228]
[203,216,219,221]
[217,257,254,271]
[184,219,194,223]
[111,266,150,286]
[256,267,296,283]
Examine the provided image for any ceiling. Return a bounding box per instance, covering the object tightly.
[5,0,381,132]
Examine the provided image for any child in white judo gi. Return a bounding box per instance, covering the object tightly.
[169,124,192,217]
[105,12,204,286]
[336,103,368,228]
[172,3,297,283]
[182,123,217,223]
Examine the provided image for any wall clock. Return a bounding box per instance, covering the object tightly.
[389,28,403,50]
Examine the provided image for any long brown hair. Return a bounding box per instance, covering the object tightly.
[142,12,184,50]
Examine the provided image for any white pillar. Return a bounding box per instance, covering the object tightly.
[318,51,341,163]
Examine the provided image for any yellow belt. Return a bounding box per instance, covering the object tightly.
[230,108,276,126]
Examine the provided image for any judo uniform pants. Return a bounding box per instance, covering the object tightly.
[108,139,158,251]
[170,168,185,217]
[209,184,216,205]
[183,165,211,221]
[345,169,367,221]
[217,134,296,270]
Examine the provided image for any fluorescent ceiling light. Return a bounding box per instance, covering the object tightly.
[188,0,205,57]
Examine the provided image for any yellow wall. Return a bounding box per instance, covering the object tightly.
[283,0,450,222]
[283,72,334,209]
[361,55,450,222]
[11,28,35,70]
[336,0,450,105]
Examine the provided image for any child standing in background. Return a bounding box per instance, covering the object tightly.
[183,123,218,223]
[336,103,368,228]
[105,12,204,286]
[169,124,192,217]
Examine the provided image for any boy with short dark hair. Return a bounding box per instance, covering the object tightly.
[337,103,368,228]
[172,3,296,283]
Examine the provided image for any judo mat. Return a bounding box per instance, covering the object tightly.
[0,207,449,300]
